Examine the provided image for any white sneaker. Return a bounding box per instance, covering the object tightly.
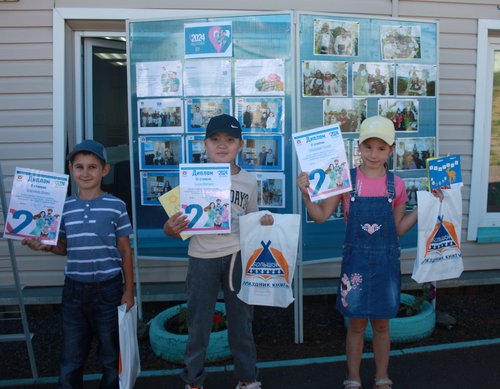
[236,382,262,389]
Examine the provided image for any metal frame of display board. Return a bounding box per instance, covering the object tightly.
[0,162,38,379]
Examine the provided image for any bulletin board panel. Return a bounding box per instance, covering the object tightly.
[127,13,295,259]
[297,13,438,262]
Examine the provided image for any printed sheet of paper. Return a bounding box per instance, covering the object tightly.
[158,186,191,240]
[184,21,233,59]
[179,163,231,235]
[183,59,232,96]
[292,124,351,201]
[234,58,285,96]
[135,60,183,97]
[3,167,69,245]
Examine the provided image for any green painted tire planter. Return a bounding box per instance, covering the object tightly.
[149,302,231,363]
[344,293,436,343]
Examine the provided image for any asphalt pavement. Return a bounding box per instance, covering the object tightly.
[2,339,500,388]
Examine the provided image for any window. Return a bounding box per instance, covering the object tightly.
[488,51,500,213]
[468,20,500,241]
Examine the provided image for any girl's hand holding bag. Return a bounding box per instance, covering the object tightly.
[412,188,463,284]
[238,211,301,308]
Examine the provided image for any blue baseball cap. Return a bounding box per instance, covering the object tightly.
[205,114,242,139]
[67,139,108,163]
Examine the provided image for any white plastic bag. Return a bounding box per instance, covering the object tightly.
[238,211,300,308]
[118,302,141,389]
[412,188,463,283]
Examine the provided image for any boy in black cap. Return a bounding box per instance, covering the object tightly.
[23,139,134,388]
[164,114,273,389]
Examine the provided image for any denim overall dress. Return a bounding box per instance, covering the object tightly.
[336,168,401,319]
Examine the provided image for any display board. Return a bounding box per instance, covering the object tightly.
[127,12,438,262]
[127,13,294,259]
[297,13,438,261]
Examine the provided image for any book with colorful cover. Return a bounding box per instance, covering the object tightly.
[426,154,463,191]
[158,186,191,241]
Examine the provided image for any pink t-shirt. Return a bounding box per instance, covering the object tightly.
[342,168,408,217]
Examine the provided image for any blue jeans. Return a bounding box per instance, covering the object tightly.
[181,253,258,386]
[59,274,122,389]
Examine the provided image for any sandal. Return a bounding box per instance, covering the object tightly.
[374,378,392,388]
[343,379,362,388]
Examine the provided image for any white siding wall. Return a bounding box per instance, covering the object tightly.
[0,0,58,286]
[1,0,499,286]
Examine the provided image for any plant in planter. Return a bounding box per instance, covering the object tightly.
[164,305,228,335]
[397,282,436,318]
[149,302,232,363]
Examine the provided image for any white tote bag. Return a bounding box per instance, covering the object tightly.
[412,188,463,283]
[238,211,300,308]
[118,302,141,389]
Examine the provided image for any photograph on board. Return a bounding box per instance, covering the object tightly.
[378,98,419,132]
[185,135,211,163]
[239,135,283,171]
[313,18,359,56]
[236,97,284,133]
[140,171,178,206]
[138,135,183,170]
[302,60,348,97]
[380,25,421,60]
[396,63,436,97]
[403,176,428,210]
[137,98,183,134]
[185,97,232,133]
[323,98,367,132]
[252,171,286,208]
[352,62,395,97]
[395,137,435,171]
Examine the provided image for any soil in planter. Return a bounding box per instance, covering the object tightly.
[165,309,228,335]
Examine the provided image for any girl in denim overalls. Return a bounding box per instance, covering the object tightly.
[297,116,440,389]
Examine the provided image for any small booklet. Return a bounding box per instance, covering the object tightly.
[158,186,191,241]
[178,163,231,235]
[426,154,463,190]
[3,167,69,245]
[292,123,351,201]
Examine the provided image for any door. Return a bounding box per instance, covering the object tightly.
[83,38,132,216]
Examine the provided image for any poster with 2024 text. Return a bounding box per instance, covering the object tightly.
[292,124,351,201]
[3,167,68,245]
[179,163,231,235]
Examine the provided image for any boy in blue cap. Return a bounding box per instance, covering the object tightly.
[23,139,134,388]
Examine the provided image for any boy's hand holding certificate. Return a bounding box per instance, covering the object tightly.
[178,163,231,235]
[3,167,68,245]
[292,124,351,201]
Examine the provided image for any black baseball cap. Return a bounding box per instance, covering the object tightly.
[205,114,242,139]
[67,139,108,163]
